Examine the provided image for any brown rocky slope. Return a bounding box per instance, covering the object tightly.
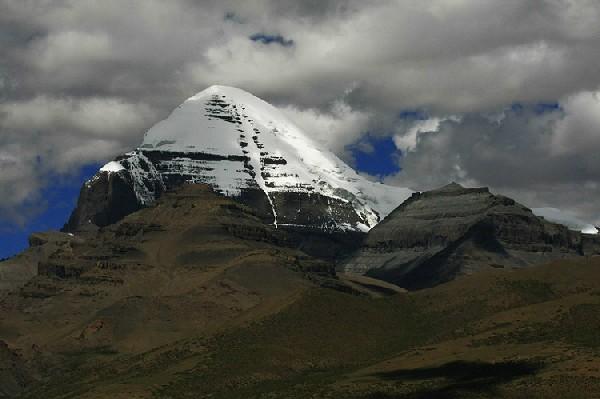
[0,184,349,397]
[2,183,600,398]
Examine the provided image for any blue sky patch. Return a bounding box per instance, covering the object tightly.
[534,102,560,114]
[0,163,100,259]
[250,33,294,47]
[398,109,428,120]
[509,102,561,115]
[348,135,401,179]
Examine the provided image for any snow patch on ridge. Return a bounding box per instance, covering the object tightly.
[99,161,125,173]
[125,151,165,205]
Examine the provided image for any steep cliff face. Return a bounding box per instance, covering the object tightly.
[342,183,599,290]
[64,85,412,233]
[64,167,149,231]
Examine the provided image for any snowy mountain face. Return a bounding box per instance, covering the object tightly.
[66,85,413,233]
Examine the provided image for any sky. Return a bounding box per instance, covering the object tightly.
[1,0,600,257]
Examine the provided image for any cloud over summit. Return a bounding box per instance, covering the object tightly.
[1,0,600,224]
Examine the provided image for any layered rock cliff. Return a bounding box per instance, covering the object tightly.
[342,183,600,290]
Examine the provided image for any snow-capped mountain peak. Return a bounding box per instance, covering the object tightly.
[67,85,412,232]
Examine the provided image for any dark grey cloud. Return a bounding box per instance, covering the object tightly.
[1,0,600,224]
[386,91,600,224]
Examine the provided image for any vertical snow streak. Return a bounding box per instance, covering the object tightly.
[265,189,278,228]
[249,146,278,227]
[127,151,166,205]
[235,99,278,228]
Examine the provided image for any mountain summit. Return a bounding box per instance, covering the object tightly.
[65,85,412,233]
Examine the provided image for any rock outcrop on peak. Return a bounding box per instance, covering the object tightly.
[64,165,152,232]
[342,183,600,290]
